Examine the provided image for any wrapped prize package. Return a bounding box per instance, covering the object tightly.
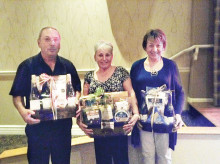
[139,84,176,133]
[29,73,77,121]
[80,88,132,137]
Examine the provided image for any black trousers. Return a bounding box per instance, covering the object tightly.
[25,119,72,164]
[94,135,129,164]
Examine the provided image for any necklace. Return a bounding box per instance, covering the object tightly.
[144,57,163,76]
[150,69,158,76]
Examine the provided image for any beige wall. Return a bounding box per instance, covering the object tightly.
[73,133,220,164]
[188,0,214,99]
[1,133,220,164]
[0,75,24,125]
[0,0,214,125]
[0,0,192,71]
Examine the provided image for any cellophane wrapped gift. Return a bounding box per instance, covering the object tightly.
[80,88,132,137]
[29,73,77,121]
[139,84,176,133]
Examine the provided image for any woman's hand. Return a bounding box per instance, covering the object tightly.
[173,114,184,131]
[123,114,140,134]
[122,78,139,134]
[77,119,93,137]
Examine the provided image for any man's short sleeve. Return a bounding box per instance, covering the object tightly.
[9,61,31,97]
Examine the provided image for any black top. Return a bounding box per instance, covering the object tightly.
[10,52,81,109]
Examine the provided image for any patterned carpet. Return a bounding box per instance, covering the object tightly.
[0,135,27,154]
[0,135,83,154]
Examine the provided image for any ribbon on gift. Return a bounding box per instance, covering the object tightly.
[39,73,58,120]
[147,84,167,96]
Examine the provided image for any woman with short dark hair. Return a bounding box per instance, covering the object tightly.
[131,29,185,164]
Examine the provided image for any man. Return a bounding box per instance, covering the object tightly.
[10,27,81,164]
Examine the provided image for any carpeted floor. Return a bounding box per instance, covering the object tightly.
[0,135,27,154]
[181,107,215,127]
[0,135,83,154]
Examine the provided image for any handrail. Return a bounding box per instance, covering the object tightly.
[170,44,214,60]
[0,69,95,76]
[0,71,16,75]
[0,44,214,75]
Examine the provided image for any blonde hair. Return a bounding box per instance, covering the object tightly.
[94,40,113,54]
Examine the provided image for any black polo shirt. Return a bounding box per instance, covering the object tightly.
[10,52,81,109]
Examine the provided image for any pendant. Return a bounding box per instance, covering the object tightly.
[151,70,158,76]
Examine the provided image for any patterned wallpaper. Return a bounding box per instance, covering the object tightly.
[0,0,192,71]
[0,0,195,125]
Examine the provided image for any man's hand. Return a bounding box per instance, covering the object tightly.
[20,108,40,124]
[13,96,40,125]
[75,100,81,118]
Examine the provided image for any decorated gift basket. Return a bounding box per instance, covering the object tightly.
[139,84,176,133]
[80,88,132,137]
[29,73,77,121]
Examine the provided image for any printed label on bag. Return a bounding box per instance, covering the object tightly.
[115,110,129,122]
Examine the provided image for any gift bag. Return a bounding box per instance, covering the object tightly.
[80,89,131,137]
[30,73,77,121]
[139,85,176,133]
